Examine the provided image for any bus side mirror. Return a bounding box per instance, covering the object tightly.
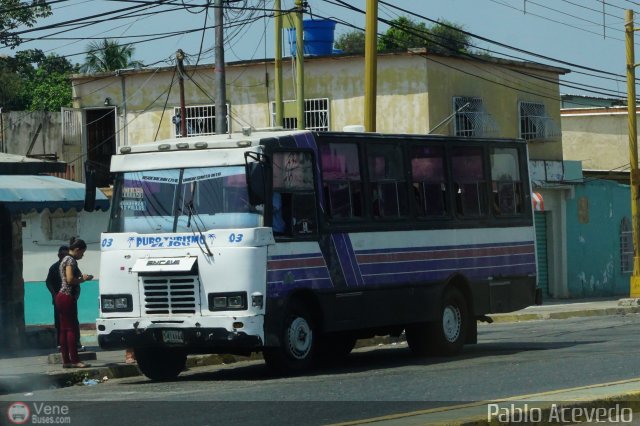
[84,162,97,212]
[246,161,266,206]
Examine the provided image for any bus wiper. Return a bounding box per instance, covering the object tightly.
[186,199,194,228]
[185,200,213,257]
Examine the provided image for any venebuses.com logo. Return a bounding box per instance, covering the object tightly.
[7,402,30,424]
[6,401,71,424]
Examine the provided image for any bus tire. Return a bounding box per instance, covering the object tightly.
[406,286,468,357]
[135,347,187,381]
[263,301,316,374]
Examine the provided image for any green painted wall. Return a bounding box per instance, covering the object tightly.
[566,180,630,297]
[24,280,99,326]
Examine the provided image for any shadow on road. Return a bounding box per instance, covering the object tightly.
[122,339,601,385]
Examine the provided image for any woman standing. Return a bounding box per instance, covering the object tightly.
[55,237,93,368]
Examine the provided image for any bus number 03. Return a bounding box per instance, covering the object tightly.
[101,238,113,247]
[228,233,243,243]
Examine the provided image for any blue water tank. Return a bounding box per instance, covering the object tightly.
[287,19,337,56]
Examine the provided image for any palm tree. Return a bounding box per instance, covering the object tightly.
[80,39,143,73]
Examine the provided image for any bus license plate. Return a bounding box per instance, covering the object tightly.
[162,330,184,344]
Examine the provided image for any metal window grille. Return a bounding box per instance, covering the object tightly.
[621,217,633,274]
[271,98,330,131]
[173,104,229,137]
[453,97,498,137]
[519,101,561,141]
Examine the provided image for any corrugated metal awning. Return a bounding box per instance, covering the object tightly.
[0,175,109,213]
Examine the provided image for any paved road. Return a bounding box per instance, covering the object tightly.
[3,314,640,425]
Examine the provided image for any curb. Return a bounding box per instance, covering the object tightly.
[487,305,640,323]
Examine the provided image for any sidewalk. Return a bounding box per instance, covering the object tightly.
[1,297,639,397]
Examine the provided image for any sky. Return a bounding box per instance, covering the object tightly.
[1,0,637,99]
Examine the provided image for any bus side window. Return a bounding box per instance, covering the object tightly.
[410,146,447,217]
[272,150,317,237]
[292,193,317,235]
[490,148,523,216]
[451,147,486,217]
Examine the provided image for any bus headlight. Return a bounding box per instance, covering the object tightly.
[208,292,247,311]
[101,294,133,312]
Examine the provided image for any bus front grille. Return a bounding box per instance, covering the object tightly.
[142,276,198,315]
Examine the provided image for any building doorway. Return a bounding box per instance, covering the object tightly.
[86,108,116,188]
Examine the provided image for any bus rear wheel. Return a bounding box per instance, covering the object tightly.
[263,301,316,374]
[406,286,468,356]
[135,347,187,381]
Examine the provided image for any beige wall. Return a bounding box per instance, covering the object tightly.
[561,109,629,171]
[72,53,564,161]
[427,57,563,160]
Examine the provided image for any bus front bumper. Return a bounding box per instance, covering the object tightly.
[96,316,264,352]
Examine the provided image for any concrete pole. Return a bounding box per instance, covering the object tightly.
[176,50,187,138]
[294,0,305,129]
[625,10,640,297]
[364,0,377,132]
[215,0,228,134]
[274,0,283,127]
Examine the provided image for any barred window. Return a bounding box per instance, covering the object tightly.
[519,101,560,141]
[271,98,329,131]
[453,97,498,137]
[172,104,229,137]
[621,217,633,274]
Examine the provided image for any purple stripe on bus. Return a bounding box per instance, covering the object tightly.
[267,266,331,282]
[356,245,534,264]
[358,253,536,275]
[355,240,535,255]
[332,233,363,287]
[267,278,333,298]
[361,264,536,286]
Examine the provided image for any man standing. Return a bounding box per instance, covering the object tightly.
[46,245,84,351]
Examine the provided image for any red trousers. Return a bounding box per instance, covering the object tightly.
[55,292,79,364]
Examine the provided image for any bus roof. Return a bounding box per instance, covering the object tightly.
[117,129,311,155]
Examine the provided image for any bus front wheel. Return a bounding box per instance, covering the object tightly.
[135,347,187,381]
[406,286,468,356]
[263,301,316,374]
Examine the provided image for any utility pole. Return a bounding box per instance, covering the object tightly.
[176,49,187,138]
[294,0,305,129]
[364,0,377,132]
[215,0,228,134]
[626,9,640,297]
[274,0,283,127]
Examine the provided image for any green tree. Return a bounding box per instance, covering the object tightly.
[0,0,51,47]
[334,30,365,54]
[81,39,143,73]
[0,49,76,111]
[333,17,471,56]
[27,67,72,111]
[427,19,471,54]
[378,16,470,54]
[378,16,429,52]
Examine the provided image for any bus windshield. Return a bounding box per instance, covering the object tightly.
[108,165,262,234]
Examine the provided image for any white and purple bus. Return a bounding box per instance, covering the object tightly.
[95,129,539,380]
